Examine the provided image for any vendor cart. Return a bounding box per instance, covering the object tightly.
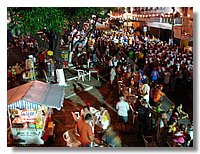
[7,80,65,146]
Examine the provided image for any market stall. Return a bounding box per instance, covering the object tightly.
[7,80,65,145]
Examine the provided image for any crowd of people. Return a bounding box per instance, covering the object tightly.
[7,23,193,147]
[69,102,121,147]
[7,34,52,89]
[65,27,193,147]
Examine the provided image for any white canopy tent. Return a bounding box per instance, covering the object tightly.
[7,80,65,110]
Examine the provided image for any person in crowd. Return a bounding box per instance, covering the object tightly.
[132,95,143,111]
[138,80,150,105]
[173,124,189,147]
[163,68,171,93]
[129,95,142,125]
[139,69,147,84]
[108,56,114,72]
[98,104,111,131]
[186,71,192,89]
[92,47,98,68]
[130,77,135,90]
[25,55,36,80]
[187,123,193,147]
[87,55,92,69]
[123,68,132,87]
[75,113,98,147]
[81,102,102,133]
[116,64,123,78]
[157,65,165,84]
[101,126,122,147]
[151,67,159,83]
[7,66,13,88]
[170,71,177,92]
[176,69,184,86]
[168,110,179,126]
[172,104,189,120]
[110,66,116,85]
[153,84,165,105]
[37,51,45,78]
[149,81,156,106]
[13,62,22,84]
[156,112,168,146]
[168,119,178,135]
[95,104,111,139]
[116,96,130,133]
[136,99,148,138]
[11,65,16,85]
[132,71,140,89]
[113,56,118,67]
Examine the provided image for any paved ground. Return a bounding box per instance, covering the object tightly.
[47,67,193,147]
[45,68,153,147]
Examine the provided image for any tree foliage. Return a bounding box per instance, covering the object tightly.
[7,7,114,36]
[8,7,68,35]
[7,7,115,67]
[71,7,113,23]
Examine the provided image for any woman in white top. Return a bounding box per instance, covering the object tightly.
[110,66,116,85]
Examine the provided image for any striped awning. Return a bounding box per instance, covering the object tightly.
[7,100,41,110]
[7,80,65,110]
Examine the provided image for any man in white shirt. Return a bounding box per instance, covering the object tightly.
[116,96,130,132]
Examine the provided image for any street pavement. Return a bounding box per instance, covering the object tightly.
[49,67,193,147]
[48,68,148,147]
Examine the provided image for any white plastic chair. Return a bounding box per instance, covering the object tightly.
[89,69,99,81]
[63,130,81,147]
[71,112,80,122]
[76,69,89,81]
[63,131,73,147]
